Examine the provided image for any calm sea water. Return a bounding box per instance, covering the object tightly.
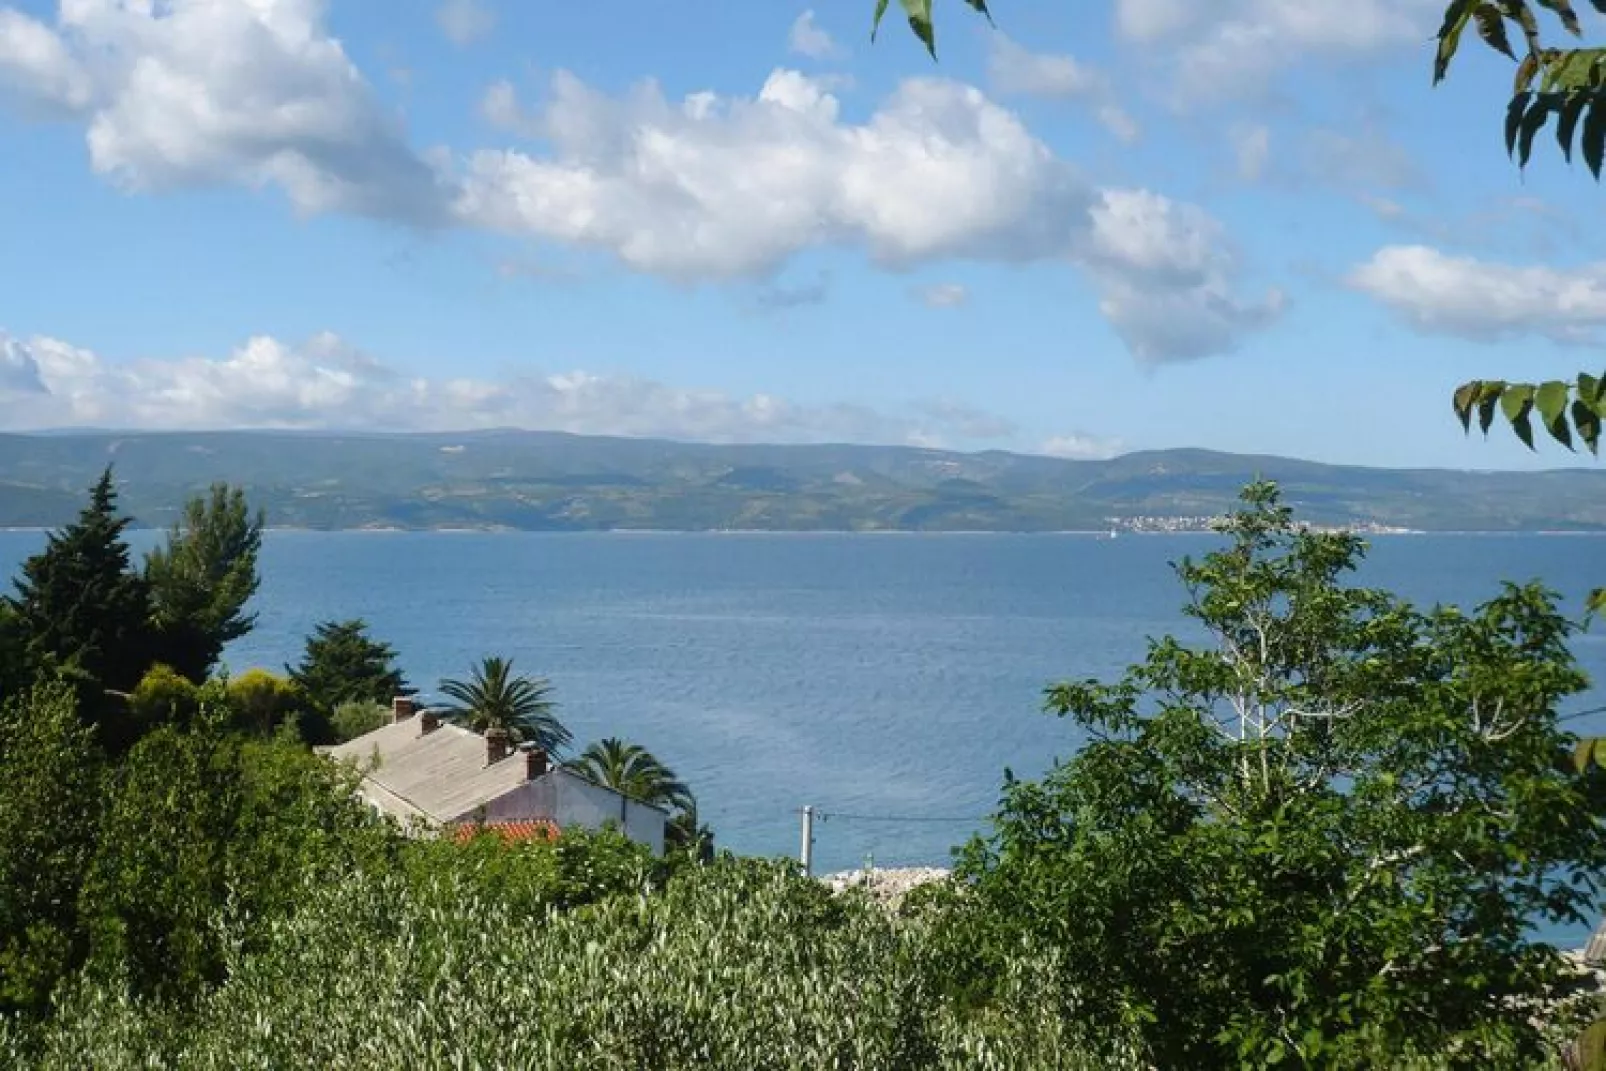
[4,530,1605,939]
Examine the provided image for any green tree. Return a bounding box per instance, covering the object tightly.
[79,701,241,1001]
[225,669,304,737]
[0,682,102,1014]
[439,656,570,754]
[568,737,693,811]
[127,664,201,733]
[567,737,711,858]
[144,484,264,683]
[286,619,407,722]
[948,482,1606,1068]
[0,602,25,703]
[6,469,153,752]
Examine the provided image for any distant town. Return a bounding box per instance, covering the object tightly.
[1112,516,1420,535]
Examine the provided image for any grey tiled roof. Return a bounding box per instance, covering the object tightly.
[325,718,531,825]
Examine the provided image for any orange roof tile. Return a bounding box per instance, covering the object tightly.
[451,819,561,845]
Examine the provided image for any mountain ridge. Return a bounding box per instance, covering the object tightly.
[0,430,1600,533]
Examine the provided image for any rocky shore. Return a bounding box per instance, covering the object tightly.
[821,866,950,907]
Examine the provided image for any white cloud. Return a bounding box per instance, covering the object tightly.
[0,8,1276,364]
[916,283,970,308]
[1081,189,1287,362]
[0,0,449,220]
[0,329,1034,449]
[437,0,495,46]
[1116,0,1442,100]
[0,7,92,115]
[461,70,1276,360]
[1039,433,1122,460]
[1230,122,1270,181]
[458,70,1093,279]
[987,35,1140,142]
[787,10,840,59]
[1348,245,1606,344]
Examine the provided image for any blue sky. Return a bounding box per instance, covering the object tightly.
[0,0,1602,469]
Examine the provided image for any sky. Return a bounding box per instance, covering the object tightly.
[0,0,1602,470]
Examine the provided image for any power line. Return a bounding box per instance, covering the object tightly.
[804,809,989,824]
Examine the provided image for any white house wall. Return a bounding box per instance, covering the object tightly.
[472,773,666,855]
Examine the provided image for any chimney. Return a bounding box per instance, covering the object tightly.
[419,709,440,734]
[485,727,512,765]
[525,747,549,781]
[391,695,416,723]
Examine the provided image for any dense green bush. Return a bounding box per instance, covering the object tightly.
[1,860,1130,1070]
[0,683,101,1015]
[328,699,387,742]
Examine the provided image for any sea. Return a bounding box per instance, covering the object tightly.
[3,529,1606,942]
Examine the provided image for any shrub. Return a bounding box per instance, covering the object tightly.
[328,700,387,743]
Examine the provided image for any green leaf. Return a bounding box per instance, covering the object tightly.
[1508,92,1534,155]
[1589,587,1606,622]
[1541,48,1606,90]
[1477,3,1519,57]
[1581,371,1604,403]
[1559,91,1591,157]
[1516,51,1542,93]
[1538,0,1584,35]
[962,0,994,22]
[1478,381,1508,434]
[1575,738,1596,773]
[871,0,891,40]
[1519,95,1557,165]
[1438,0,1482,83]
[900,0,936,58]
[1502,383,1537,448]
[1536,379,1575,448]
[1585,96,1606,176]
[1453,381,1482,432]
[1572,397,1601,453]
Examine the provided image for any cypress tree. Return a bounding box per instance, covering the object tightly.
[7,468,153,750]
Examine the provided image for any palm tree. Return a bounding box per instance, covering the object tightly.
[438,656,571,754]
[567,737,691,810]
[567,737,712,860]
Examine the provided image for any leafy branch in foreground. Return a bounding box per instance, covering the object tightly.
[1435,0,1606,174]
[870,0,992,59]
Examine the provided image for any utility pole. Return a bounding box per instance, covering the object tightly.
[800,805,815,877]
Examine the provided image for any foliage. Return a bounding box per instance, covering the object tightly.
[0,860,1130,1070]
[870,0,992,59]
[224,668,303,737]
[286,619,408,737]
[329,699,388,742]
[948,482,1606,1068]
[0,602,24,702]
[1434,0,1606,174]
[78,704,242,1001]
[126,664,201,734]
[405,825,663,916]
[78,691,393,1004]
[568,737,693,811]
[1451,374,1606,614]
[568,737,713,860]
[0,683,101,1015]
[439,655,571,753]
[5,469,153,752]
[144,484,263,683]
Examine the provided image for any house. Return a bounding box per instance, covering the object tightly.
[324,697,668,854]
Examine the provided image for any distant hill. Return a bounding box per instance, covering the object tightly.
[0,430,1603,533]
